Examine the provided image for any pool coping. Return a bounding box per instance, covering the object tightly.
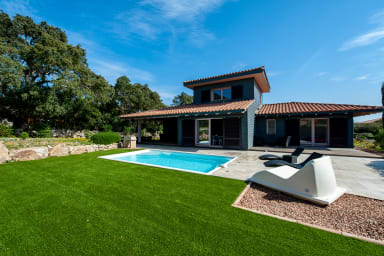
[98,149,238,175]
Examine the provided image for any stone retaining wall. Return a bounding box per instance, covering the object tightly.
[0,142,118,163]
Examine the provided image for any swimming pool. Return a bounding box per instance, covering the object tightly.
[99,149,236,174]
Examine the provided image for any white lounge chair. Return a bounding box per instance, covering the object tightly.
[250,156,345,205]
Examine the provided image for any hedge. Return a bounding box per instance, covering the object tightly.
[90,132,121,145]
[374,129,384,148]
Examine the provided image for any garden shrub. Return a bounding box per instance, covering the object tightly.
[37,127,52,138]
[354,122,381,135]
[103,124,113,132]
[84,130,93,139]
[374,129,384,148]
[90,132,121,145]
[354,133,374,140]
[0,123,13,137]
[123,126,133,135]
[20,132,29,139]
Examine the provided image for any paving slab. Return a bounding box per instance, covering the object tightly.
[139,145,384,200]
[251,146,382,158]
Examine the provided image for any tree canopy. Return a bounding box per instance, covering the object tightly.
[114,76,166,114]
[0,11,166,131]
[172,92,193,106]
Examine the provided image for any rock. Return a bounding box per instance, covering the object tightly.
[73,131,85,138]
[69,145,88,155]
[10,149,41,161]
[85,145,95,152]
[0,142,10,163]
[49,143,69,157]
[31,147,49,158]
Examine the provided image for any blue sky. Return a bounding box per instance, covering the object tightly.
[1,0,383,121]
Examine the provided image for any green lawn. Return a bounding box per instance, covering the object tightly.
[0,149,382,255]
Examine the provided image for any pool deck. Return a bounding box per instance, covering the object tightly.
[139,145,384,201]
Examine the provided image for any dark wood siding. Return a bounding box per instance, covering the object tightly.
[182,119,195,146]
[201,90,210,103]
[330,118,349,147]
[231,85,243,99]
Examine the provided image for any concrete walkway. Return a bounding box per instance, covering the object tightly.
[139,145,384,200]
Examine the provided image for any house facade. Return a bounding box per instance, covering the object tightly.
[120,67,383,149]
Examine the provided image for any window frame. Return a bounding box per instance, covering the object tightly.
[210,87,232,101]
[266,119,276,135]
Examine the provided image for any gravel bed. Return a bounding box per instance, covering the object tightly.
[237,183,384,242]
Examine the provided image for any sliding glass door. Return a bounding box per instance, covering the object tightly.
[196,119,210,146]
[299,119,312,145]
[300,118,329,146]
[314,119,328,144]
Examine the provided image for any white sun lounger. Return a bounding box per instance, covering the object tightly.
[250,156,345,205]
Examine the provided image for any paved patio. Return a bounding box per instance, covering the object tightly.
[139,145,384,200]
[251,146,381,158]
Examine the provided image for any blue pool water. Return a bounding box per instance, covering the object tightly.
[104,150,235,173]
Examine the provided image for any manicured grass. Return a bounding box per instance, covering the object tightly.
[0,149,382,255]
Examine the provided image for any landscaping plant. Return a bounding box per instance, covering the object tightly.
[374,129,384,148]
[0,123,14,137]
[90,132,121,145]
[19,132,29,139]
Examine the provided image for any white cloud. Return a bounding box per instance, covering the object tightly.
[0,0,39,19]
[111,0,231,47]
[268,71,281,77]
[355,75,368,80]
[91,59,154,83]
[65,30,155,84]
[142,0,227,21]
[330,76,345,82]
[340,10,384,51]
[232,62,248,71]
[314,72,328,77]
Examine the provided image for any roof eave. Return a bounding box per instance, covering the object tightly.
[255,108,384,117]
[120,109,246,120]
[183,67,270,93]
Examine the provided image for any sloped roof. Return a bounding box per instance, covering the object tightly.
[183,66,270,93]
[120,99,255,119]
[356,118,381,124]
[256,102,384,117]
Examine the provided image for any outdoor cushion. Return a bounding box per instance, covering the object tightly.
[259,147,304,161]
[264,152,322,168]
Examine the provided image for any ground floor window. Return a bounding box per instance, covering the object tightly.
[300,118,329,146]
[193,117,240,148]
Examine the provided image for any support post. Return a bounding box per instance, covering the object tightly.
[138,120,141,143]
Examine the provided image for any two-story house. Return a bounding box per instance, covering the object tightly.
[120,67,383,149]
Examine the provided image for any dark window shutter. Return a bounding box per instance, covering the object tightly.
[223,118,241,147]
[201,90,210,103]
[232,85,243,99]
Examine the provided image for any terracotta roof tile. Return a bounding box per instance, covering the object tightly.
[256,102,384,116]
[120,99,255,119]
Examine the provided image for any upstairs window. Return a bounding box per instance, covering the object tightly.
[266,119,276,135]
[211,87,232,101]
